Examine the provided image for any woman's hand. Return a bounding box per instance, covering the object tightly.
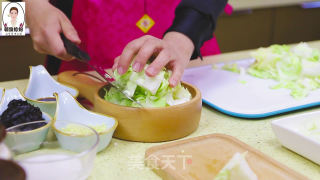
[26,0,80,60]
[113,32,194,87]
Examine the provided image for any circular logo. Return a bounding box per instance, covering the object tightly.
[2,2,25,29]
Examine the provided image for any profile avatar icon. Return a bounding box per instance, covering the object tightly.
[4,7,23,28]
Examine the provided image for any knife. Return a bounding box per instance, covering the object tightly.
[60,34,143,107]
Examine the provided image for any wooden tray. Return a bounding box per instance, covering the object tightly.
[145,134,307,180]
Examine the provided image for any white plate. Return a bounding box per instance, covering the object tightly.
[271,111,320,165]
[182,58,320,118]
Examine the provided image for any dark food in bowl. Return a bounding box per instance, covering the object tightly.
[0,100,46,131]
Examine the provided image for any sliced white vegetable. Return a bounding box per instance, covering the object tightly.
[136,71,165,95]
[302,59,320,76]
[292,42,313,58]
[215,152,258,180]
[166,93,189,106]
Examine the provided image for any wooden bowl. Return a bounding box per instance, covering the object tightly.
[58,71,202,142]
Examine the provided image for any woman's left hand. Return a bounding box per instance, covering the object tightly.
[113,32,194,87]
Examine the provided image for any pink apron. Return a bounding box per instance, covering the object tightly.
[59,0,232,72]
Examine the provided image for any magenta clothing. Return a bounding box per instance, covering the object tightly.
[59,0,229,72]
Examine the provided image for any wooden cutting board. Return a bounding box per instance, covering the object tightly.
[145,134,307,180]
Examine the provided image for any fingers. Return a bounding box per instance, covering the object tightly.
[32,29,73,60]
[133,39,162,72]
[60,15,81,45]
[32,40,46,54]
[117,36,149,74]
[169,64,184,87]
[146,50,170,77]
[46,31,74,60]
[29,4,79,61]
[112,56,120,71]
[116,35,188,87]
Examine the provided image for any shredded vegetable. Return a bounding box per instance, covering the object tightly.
[221,63,240,73]
[247,43,320,99]
[214,152,257,180]
[104,65,191,107]
[220,43,320,99]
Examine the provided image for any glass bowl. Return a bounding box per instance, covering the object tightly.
[8,121,99,180]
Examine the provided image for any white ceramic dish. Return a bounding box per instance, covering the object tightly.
[25,65,78,100]
[53,91,117,153]
[0,88,25,115]
[23,65,78,116]
[271,111,320,165]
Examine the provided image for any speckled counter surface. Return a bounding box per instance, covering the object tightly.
[1,41,320,180]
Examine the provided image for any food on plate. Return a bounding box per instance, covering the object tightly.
[0,100,46,130]
[218,43,320,99]
[214,152,258,180]
[104,65,192,107]
[301,119,320,141]
[218,63,247,84]
[61,123,107,135]
[248,43,320,99]
[221,63,240,73]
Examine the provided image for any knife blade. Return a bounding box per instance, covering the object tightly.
[61,34,143,107]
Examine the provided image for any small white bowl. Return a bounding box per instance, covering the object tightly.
[272,111,320,165]
[53,91,117,152]
[14,124,98,180]
[25,65,78,100]
[5,115,52,154]
[0,88,52,154]
[0,88,25,115]
[24,65,79,116]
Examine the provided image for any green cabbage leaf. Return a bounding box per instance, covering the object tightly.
[248,43,320,99]
[104,65,191,107]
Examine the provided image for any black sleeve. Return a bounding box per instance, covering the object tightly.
[166,0,228,59]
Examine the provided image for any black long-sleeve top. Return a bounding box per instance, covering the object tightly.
[167,0,228,59]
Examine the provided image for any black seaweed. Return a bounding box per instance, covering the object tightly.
[0,100,46,131]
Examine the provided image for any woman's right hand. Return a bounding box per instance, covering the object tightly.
[26,0,81,60]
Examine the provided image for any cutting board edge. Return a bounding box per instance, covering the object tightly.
[145,133,308,180]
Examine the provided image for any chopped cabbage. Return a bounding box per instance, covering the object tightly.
[104,65,192,107]
[302,119,320,142]
[222,63,240,73]
[214,152,257,180]
[247,42,320,99]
